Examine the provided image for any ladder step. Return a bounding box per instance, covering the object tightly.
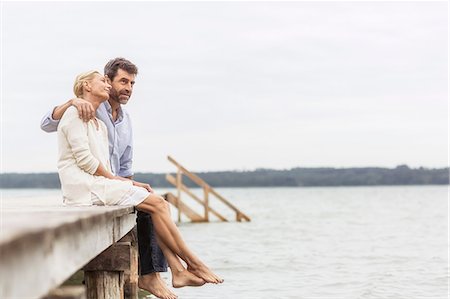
[165,156,251,223]
[164,193,205,222]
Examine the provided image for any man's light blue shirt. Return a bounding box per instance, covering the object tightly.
[40,101,133,177]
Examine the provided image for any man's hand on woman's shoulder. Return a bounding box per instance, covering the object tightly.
[71,98,95,122]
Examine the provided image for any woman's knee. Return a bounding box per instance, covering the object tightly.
[144,194,169,214]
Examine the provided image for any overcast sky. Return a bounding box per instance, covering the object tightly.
[1,1,448,173]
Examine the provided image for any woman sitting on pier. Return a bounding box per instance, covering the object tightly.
[56,71,223,297]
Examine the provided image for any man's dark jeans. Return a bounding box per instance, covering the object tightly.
[136,211,168,275]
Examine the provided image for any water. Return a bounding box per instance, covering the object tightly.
[1,186,448,298]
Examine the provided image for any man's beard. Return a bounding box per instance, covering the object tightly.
[110,89,130,105]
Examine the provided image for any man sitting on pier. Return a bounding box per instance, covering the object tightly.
[40,57,176,299]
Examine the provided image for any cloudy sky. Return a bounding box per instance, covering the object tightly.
[1,1,448,173]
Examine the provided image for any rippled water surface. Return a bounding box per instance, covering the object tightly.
[2,186,448,298]
[167,186,448,299]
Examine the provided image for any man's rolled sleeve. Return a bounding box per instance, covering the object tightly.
[40,108,59,133]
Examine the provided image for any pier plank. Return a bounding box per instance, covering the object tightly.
[0,196,136,299]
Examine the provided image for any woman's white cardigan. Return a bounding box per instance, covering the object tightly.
[57,106,133,205]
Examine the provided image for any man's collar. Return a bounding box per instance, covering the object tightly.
[104,100,124,121]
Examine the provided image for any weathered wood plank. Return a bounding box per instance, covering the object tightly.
[85,271,124,299]
[83,230,138,299]
[121,228,139,299]
[0,197,136,299]
[84,242,132,272]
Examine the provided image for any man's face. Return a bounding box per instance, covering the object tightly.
[107,68,136,105]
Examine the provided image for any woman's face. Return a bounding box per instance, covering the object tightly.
[88,74,112,101]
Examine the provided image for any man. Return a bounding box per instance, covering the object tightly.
[41,58,177,299]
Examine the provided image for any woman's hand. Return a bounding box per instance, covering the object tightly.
[132,181,154,193]
[111,176,153,193]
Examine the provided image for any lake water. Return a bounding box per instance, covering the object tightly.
[1,186,448,298]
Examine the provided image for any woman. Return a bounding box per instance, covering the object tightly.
[57,71,223,297]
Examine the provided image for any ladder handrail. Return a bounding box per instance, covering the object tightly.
[168,156,251,220]
[166,174,228,221]
[168,156,208,188]
[167,156,250,222]
[164,192,204,222]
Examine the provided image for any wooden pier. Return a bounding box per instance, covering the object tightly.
[0,196,139,299]
[0,156,250,298]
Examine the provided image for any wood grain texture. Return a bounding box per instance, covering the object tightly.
[85,271,124,299]
[0,197,135,299]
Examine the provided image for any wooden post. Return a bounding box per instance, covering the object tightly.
[176,169,182,223]
[120,228,139,299]
[84,230,138,299]
[84,271,124,299]
[203,186,209,222]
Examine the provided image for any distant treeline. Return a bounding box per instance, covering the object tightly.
[1,165,448,188]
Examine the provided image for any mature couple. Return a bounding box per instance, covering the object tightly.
[40,58,223,299]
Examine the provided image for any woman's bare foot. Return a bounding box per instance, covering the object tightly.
[187,264,224,284]
[138,273,178,299]
[172,269,206,288]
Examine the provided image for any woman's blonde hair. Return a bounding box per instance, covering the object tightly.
[73,70,101,97]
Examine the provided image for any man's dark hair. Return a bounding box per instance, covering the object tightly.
[104,57,138,80]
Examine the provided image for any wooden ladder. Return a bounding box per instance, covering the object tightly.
[164,156,251,223]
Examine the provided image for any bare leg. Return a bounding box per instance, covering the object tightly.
[156,236,206,288]
[136,194,224,284]
[136,211,176,299]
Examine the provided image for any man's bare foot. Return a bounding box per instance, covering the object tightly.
[172,269,206,288]
[138,273,178,299]
[187,264,224,284]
